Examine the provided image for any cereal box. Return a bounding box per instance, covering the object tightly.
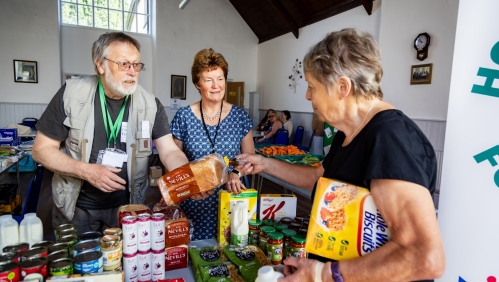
[305,177,391,260]
[218,189,258,246]
[259,194,297,221]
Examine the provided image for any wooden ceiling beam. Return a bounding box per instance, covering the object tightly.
[268,0,299,39]
[360,0,374,15]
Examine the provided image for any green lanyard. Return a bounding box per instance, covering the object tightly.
[98,79,129,147]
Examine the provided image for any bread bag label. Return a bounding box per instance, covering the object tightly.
[305,177,391,260]
[162,167,200,203]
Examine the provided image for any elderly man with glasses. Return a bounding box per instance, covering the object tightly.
[32,32,189,234]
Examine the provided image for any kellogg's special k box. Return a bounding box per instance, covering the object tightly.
[305,177,391,260]
[259,194,297,221]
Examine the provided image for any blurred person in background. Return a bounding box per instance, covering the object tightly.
[255,109,283,144]
[281,110,293,138]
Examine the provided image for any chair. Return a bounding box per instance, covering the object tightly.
[292,126,304,146]
[274,129,289,145]
[298,131,315,152]
[13,164,44,224]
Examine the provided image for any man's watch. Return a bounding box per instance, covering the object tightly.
[231,169,242,178]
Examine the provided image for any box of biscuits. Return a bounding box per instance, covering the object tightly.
[305,177,391,260]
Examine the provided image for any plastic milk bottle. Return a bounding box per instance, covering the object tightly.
[0,214,19,250]
[255,266,284,282]
[19,213,43,247]
[230,201,249,246]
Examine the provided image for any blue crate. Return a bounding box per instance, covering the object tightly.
[0,128,18,146]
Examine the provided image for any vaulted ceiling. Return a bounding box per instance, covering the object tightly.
[229,0,375,43]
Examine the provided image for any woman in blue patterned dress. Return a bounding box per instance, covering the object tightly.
[170,48,255,240]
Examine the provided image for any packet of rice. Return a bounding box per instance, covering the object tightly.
[305,177,392,260]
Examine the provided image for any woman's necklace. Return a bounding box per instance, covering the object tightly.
[200,100,223,153]
[345,99,380,144]
[203,110,221,121]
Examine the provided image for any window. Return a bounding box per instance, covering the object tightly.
[61,0,150,34]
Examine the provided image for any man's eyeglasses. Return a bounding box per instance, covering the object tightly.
[105,58,145,72]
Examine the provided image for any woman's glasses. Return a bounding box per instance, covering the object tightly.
[268,115,275,118]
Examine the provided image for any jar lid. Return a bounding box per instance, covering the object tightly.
[281,229,297,237]
[263,219,277,226]
[274,223,288,231]
[248,219,262,226]
[260,226,276,234]
[291,234,306,244]
[268,232,284,240]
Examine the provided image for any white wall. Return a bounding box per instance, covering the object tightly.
[378,0,459,120]
[0,0,60,104]
[256,5,381,113]
[155,0,259,120]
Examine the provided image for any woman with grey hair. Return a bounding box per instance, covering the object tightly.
[236,28,445,281]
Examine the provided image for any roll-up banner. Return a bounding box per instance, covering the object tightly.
[437,0,499,281]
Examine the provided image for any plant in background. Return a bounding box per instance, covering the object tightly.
[288,59,302,93]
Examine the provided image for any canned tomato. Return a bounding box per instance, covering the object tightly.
[0,252,21,265]
[54,224,74,240]
[58,236,78,257]
[123,253,138,282]
[78,231,102,243]
[151,213,165,251]
[19,257,48,279]
[48,243,70,255]
[49,258,73,276]
[137,250,151,282]
[73,240,100,258]
[151,250,165,281]
[3,243,29,255]
[137,214,151,252]
[58,229,78,239]
[21,247,48,261]
[0,262,20,282]
[73,251,103,274]
[31,241,54,249]
[47,250,68,262]
[122,216,138,255]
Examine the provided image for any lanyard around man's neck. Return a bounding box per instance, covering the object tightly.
[98,78,129,148]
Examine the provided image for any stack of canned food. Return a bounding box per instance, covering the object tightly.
[248,215,310,266]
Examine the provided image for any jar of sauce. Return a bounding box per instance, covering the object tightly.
[290,222,301,232]
[266,232,284,265]
[259,226,275,254]
[294,216,306,224]
[281,229,297,259]
[248,219,262,246]
[263,219,277,226]
[290,235,307,258]
[100,235,121,271]
[278,217,293,227]
[274,223,288,233]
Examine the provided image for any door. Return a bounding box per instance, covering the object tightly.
[226,82,245,108]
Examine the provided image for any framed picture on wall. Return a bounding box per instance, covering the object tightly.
[171,75,187,100]
[13,60,38,83]
[410,63,433,85]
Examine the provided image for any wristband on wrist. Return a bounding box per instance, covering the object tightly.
[330,262,344,282]
[231,169,242,178]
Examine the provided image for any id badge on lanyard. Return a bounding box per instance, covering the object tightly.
[97,148,128,168]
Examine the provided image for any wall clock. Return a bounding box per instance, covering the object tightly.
[414,32,431,61]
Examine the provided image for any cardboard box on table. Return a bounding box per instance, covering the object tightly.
[218,189,258,246]
[259,194,297,221]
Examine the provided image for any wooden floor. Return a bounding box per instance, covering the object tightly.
[0,157,313,242]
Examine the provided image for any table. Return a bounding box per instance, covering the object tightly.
[0,152,27,212]
[252,173,312,199]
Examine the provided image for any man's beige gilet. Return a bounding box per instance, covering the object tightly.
[52,75,157,220]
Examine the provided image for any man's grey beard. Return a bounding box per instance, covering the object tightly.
[103,64,138,97]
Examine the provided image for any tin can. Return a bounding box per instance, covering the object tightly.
[48,243,70,255]
[19,257,48,279]
[150,213,165,251]
[0,252,21,265]
[122,216,138,255]
[0,262,20,282]
[137,214,151,252]
[151,249,165,281]
[73,240,100,258]
[78,231,102,243]
[21,247,48,261]
[73,251,103,274]
[49,258,73,276]
[123,253,138,282]
[3,243,29,255]
[137,250,151,282]
[101,235,121,271]
[58,235,78,257]
[54,224,74,240]
[57,229,78,240]
[31,241,54,249]
[47,250,68,262]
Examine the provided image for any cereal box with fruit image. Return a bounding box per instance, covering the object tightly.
[305,177,391,260]
[218,189,258,246]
